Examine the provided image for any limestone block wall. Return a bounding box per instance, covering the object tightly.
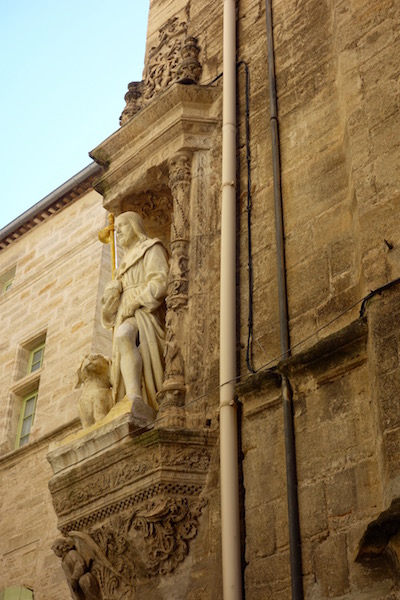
[0,189,112,448]
[0,189,112,597]
[272,0,400,351]
[240,300,400,599]
[0,437,71,597]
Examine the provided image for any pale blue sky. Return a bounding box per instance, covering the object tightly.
[0,0,149,229]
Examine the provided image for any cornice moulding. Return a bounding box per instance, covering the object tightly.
[47,418,217,535]
[90,83,221,213]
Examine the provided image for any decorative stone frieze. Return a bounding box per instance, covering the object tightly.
[121,191,173,228]
[120,9,202,126]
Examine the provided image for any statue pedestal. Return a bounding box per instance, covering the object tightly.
[47,408,217,598]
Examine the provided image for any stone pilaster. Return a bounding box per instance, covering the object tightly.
[156,152,192,427]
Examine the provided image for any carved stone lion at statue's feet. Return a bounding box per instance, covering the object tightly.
[75,353,113,428]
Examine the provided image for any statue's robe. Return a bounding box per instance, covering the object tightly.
[102,238,168,410]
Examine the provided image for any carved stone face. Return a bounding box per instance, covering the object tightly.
[115,216,137,249]
[80,354,111,382]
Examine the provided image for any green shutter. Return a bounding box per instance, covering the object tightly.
[1,588,33,600]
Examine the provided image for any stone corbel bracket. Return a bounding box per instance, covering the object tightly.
[89,83,220,217]
[47,416,217,594]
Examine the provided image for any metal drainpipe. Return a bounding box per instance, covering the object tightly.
[220,0,243,598]
[265,0,304,598]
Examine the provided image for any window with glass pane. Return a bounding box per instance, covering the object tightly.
[3,278,13,292]
[16,391,38,448]
[28,344,45,373]
[0,265,16,295]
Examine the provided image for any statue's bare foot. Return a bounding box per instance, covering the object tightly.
[129,395,157,431]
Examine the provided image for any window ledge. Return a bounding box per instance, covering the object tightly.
[10,369,42,395]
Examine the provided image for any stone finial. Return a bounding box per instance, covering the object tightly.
[120,81,143,126]
[177,37,202,84]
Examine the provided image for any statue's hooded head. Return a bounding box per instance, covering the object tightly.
[115,211,148,248]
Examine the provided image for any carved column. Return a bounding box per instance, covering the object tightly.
[156,152,192,427]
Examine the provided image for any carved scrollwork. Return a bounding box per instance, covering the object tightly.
[119,7,202,125]
[91,514,137,583]
[143,16,188,101]
[53,497,207,596]
[168,153,192,241]
[52,476,111,516]
[167,240,190,311]
[164,309,185,386]
[123,192,173,227]
[130,496,207,576]
[161,446,211,471]
[157,152,192,411]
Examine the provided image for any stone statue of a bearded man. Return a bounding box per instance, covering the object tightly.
[101,212,169,425]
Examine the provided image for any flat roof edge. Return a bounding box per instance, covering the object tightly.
[0,163,102,249]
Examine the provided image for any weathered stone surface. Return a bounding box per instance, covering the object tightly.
[245,552,291,598]
[298,481,328,539]
[315,533,350,598]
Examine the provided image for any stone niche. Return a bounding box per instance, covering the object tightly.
[47,64,222,597]
[91,81,220,427]
[90,81,220,429]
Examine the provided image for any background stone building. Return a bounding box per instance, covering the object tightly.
[1,0,400,598]
[0,164,111,597]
